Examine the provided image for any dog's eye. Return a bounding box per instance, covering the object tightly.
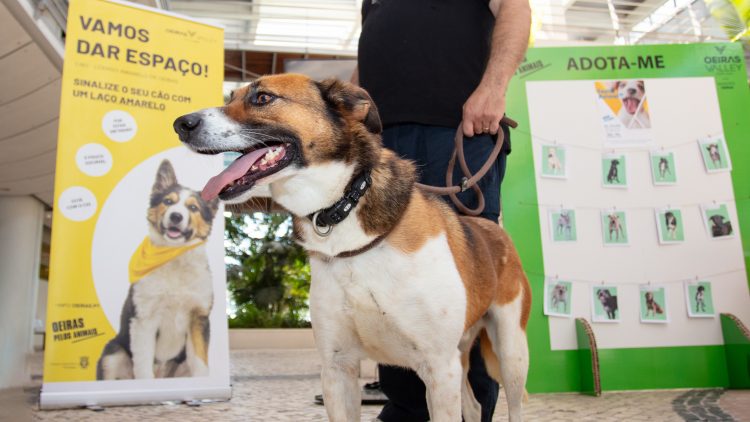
[188,205,199,212]
[254,92,274,106]
[163,198,174,205]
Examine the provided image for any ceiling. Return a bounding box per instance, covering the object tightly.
[0,0,736,208]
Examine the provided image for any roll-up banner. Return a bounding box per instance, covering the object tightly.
[41,0,229,408]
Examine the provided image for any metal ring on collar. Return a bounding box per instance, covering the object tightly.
[312,211,333,237]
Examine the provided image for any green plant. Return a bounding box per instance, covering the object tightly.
[225,211,311,328]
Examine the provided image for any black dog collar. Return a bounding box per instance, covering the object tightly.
[309,170,372,237]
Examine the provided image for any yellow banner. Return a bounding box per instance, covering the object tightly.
[44,0,226,390]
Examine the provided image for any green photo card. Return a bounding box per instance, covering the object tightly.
[701,202,735,240]
[601,209,628,246]
[602,153,627,188]
[685,281,715,317]
[650,151,676,185]
[549,208,577,242]
[541,144,567,179]
[698,135,732,173]
[592,285,619,323]
[655,208,685,244]
[640,285,668,323]
[543,278,572,317]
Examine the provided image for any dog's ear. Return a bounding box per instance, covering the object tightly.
[317,78,382,134]
[154,160,178,191]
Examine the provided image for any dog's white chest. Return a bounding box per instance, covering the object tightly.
[310,234,467,366]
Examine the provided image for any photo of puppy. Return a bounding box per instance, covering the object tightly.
[650,151,676,185]
[608,214,623,241]
[541,144,567,179]
[709,215,733,237]
[613,80,650,129]
[664,212,678,240]
[695,286,706,313]
[698,136,732,173]
[601,210,628,246]
[701,203,734,240]
[658,157,671,179]
[685,281,715,318]
[607,159,620,184]
[594,288,619,321]
[557,211,572,239]
[706,144,721,168]
[548,147,562,174]
[97,160,219,380]
[544,278,572,318]
[602,153,627,188]
[549,209,576,242]
[656,208,684,244]
[644,292,663,317]
[640,285,668,323]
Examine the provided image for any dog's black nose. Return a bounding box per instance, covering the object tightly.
[173,113,202,142]
[169,213,183,223]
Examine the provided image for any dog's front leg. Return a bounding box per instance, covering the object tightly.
[129,317,158,379]
[417,353,463,422]
[319,347,361,422]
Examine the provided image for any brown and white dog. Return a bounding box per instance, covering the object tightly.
[174,74,531,422]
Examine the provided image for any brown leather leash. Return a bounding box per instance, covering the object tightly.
[415,116,518,216]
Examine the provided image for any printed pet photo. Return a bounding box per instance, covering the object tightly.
[602,153,627,188]
[541,144,567,179]
[650,151,677,185]
[639,285,668,323]
[655,208,685,244]
[685,281,715,318]
[549,208,577,242]
[592,285,620,322]
[701,202,734,240]
[544,278,573,318]
[698,135,732,173]
[595,79,653,145]
[600,209,629,246]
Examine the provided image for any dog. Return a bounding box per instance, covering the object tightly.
[606,159,620,184]
[607,213,623,241]
[547,147,562,174]
[644,291,663,317]
[706,144,722,168]
[664,211,678,240]
[96,160,218,380]
[551,283,568,312]
[597,289,618,320]
[174,74,532,422]
[695,286,706,313]
[556,211,572,239]
[612,80,650,128]
[658,157,671,179]
[709,214,733,237]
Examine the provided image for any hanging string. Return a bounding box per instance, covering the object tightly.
[514,127,726,153]
[518,196,748,211]
[528,267,746,287]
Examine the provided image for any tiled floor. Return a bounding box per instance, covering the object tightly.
[3,349,748,421]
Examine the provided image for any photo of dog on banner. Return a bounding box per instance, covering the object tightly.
[97,160,218,380]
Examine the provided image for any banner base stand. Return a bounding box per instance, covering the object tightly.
[39,385,232,410]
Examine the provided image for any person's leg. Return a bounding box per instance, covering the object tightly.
[377,124,503,422]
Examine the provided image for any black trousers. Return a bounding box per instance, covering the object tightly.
[377,123,509,422]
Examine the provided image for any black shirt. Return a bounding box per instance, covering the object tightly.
[358,0,495,129]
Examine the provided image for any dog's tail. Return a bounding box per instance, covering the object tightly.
[479,329,529,403]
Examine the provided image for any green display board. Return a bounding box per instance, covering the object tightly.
[504,43,749,392]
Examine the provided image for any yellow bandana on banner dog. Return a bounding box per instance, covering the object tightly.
[128,237,205,283]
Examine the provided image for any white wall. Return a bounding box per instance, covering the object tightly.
[0,196,44,388]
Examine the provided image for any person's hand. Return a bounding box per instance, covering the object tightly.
[462,82,506,137]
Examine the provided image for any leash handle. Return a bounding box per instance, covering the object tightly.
[415,116,517,216]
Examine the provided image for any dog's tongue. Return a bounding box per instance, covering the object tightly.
[201,147,273,200]
[624,98,638,114]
